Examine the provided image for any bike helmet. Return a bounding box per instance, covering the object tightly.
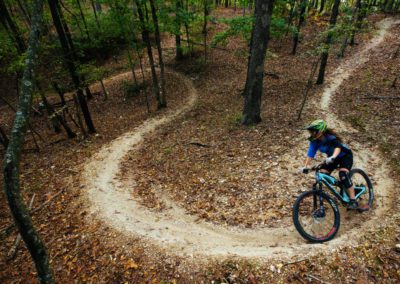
[304,119,327,141]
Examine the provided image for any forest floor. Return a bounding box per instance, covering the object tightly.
[1,9,400,283]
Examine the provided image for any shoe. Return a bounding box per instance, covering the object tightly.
[347,200,369,212]
[356,204,370,212]
[347,200,359,210]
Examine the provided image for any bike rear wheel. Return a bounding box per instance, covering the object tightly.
[349,168,374,210]
[293,190,340,243]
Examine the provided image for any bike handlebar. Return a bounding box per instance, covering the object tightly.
[310,163,326,171]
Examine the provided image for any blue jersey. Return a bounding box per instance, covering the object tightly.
[307,134,351,159]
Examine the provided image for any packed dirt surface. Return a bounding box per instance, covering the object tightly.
[2,11,400,283]
[82,18,398,259]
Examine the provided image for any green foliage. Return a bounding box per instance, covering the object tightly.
[77,63,108,87]
[0,30,27,75]
[212,15,289,48]
[0,32,18,73]
[59,0,140,61]
[211,16,253,47]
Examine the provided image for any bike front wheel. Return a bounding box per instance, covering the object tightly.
[293,191,340,243]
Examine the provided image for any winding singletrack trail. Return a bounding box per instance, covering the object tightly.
[82,18,398,259]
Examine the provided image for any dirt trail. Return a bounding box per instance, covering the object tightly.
[82,19,398,259]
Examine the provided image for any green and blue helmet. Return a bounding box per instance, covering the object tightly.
[304,119,327,141]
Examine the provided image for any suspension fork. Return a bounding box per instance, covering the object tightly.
[312,182,324,211]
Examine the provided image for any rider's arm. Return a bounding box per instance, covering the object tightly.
[304,141,317,169]
[304,156,312,168]
[331,147,341,158]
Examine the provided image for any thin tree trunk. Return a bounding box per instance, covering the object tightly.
[338,36,349,58]
[0,0,26,52]
[0,125,9,148]
[135,0,161,107]
[39,92,77,138]
[59,0,85,36]
[76,0,90,40]
[349,0,362,46]
[242,0,275,125]
[202,0,209,62]
[0,95,44,144]
[52,81,66,106]
[100,79,108,100]
[316,0,340,84]
[3,0,55,282]
[90,0,100,28]
[127,49,139,86]
[95,0,102,11]
[175,0,183,60]
[319,0,325,13]
[149,0,167,108]
[39,92,62,133]
[338,0,361,57]
[292,0,307,55]
[285,0,296,35]
[16,0,31,26]
[297,58,321,119]
[184,0,192,52]
[49,0,96,133]
[73,93,87,137]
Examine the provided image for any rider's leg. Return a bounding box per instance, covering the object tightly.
[338,168,355,199]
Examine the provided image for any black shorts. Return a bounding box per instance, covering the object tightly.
[321,151,353,173]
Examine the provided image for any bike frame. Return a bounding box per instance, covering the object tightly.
[314,171,366,204]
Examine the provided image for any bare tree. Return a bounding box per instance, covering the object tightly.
[3,0,55,282]
[242,0,275,125]
[316,0,341,84]
[149,0,167,107]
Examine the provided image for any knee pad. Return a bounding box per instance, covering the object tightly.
[339,171,353,189]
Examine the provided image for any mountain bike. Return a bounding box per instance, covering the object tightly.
[292,163,374,243]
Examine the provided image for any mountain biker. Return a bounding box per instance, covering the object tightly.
[301,119,367,211]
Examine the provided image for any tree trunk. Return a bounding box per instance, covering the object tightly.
[338,0,361,57]
[39,92,77,138]
[48,0,96,133]
[95,0,102,12]
[0,125,9,148]
[285,0,296,35]
[316,0,340,84]
[90,0,100,28]
[385,0,394,11]
[3,0,55,282]
[149,0,167,108]
[39,92,62,133]
[319,0,325,13]
[0,0,26,53]
[135,0,161,107]
[76,0,90,40]
[242,0,275,125]
[203,0,209,62]
[175,0,184,60]
[16,0,31,26]
[292,0,307,55]
[350,0,362,45]
[59,0,85,37]
[56,0,75,51]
